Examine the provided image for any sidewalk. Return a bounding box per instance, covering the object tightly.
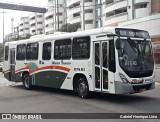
[155,68,160,83]
[0,72,22,87]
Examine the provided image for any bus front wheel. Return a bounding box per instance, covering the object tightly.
[77,77,90,98]
[23,74,32,90]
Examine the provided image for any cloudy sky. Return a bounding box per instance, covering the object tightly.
[0,0,48,43]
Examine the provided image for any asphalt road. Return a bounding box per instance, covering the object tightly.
[0,72,160,122]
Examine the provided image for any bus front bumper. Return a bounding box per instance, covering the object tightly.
[114,81,155,94]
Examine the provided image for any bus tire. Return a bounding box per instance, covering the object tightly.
[77,77,90,98]
[23,74,32,90]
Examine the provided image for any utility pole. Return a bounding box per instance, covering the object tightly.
[64,1,68,32]
[54,0,57,32]
[81,0,85,31]
[11,17,14,34]
[0,11,6,44]
[57,0,59,31]
[51,1,54,34]
[11,17,14,41]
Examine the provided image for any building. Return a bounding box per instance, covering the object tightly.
[4,26,19,43]
[67,0,96,30]
[45,0,66,34]
[102,0,151,26]
[29,12,45,35]
[12,26,19,39]
[19,17,30,37]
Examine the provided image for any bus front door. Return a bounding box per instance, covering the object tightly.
[9,49,16,81]
[94,41,109,92]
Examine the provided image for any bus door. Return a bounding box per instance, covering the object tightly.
[36,42,52,87]
[9,49,16,81]
[94,41,109,92]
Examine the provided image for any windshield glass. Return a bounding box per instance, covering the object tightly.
[117,39,154,72]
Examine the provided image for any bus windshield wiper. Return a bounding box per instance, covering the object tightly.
[127,38,138,53]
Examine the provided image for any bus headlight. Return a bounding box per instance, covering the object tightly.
[119,73,129,84]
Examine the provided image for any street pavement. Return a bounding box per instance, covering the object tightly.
[0,72,160,122]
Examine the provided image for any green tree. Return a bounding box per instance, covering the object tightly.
[60,23,81,32]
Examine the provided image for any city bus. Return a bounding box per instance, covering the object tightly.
[3,27,155,98]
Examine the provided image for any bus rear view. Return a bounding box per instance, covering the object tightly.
[113,28,155,94]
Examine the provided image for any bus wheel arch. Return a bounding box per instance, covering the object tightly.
[22,71,32,90]
[22,71,29,81]
[73,74,90,98]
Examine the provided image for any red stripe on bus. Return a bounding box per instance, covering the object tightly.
[52,66,70,72]
[37,66,52,71]
[36,66,70,72]
[14,65,70,75]
[3,69,10,73]
[15,67,28,73]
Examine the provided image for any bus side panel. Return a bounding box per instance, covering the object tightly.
[35,70,68,88]
[4,62,10,81]
[3,46,10,81]
[4,60,10,80]
[108,71,115,94]
[60,60,93,91]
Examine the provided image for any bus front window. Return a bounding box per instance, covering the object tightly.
[117,38,154,76]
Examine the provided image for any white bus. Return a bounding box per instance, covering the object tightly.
[3,27,155,98]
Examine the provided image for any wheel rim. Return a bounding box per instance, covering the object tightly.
[24,76,30,88]
[78,82,87,97]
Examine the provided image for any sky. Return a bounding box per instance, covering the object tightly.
[0,0,48,43]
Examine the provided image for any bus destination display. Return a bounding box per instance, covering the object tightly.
[115,28,150,39]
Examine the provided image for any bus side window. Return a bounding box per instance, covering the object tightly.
[5,46,9,61]
[42,42,51,60]
[26,43,39,60]
[72,36,90,60]
[16,44,26,60]
[54,39,71,60]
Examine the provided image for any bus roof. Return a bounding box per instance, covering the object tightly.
[5,27,149,46]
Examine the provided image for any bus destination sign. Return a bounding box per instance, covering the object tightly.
[115,28,150,39]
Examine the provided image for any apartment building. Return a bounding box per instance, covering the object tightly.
[67,0,96,30]
[19,17,30,37]
[102,0,151,26]
[29,13,45,35]
[45,0,65,34]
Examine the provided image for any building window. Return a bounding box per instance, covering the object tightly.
[26,43,39,60]
[16,44,26,60]
[73,13,80,18]
[37,22,43,24]
[72,36,90,59]
[54,39,71,60]
[5,46,9,61]
[43,42,51,60]
[85,20,93,24]
[37,15,43,18]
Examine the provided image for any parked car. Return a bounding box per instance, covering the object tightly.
[0,62,4,72]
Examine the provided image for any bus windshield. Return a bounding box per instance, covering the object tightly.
[117,38,154,72]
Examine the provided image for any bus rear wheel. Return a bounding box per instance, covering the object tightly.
[77,77,90,98]
[23,74,32,90]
